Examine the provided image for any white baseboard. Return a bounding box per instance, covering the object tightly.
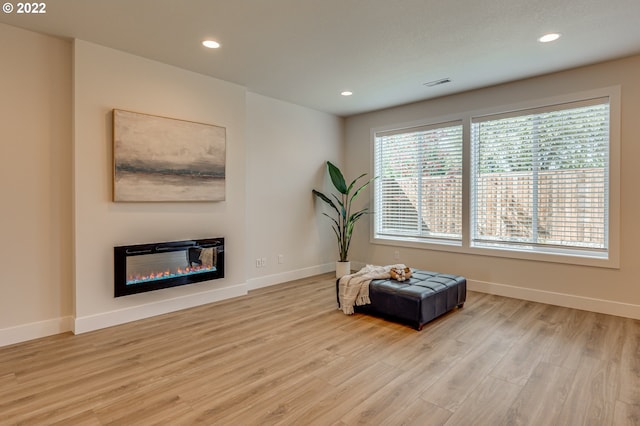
[247,262,335,290]
[8,273,636,347]
[73,283,248,334]
[468,279,640,320]
[3,262,335,345]
[0,316,73,348]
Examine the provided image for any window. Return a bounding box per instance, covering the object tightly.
[374,121,463,243]
[372,90,617,266]
[471,99,609,255]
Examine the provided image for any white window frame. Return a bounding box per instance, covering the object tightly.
[371,87,620,269]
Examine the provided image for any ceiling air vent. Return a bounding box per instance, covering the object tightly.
[423,78,451,87]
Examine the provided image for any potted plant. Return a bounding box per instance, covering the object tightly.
[313,161,375,277]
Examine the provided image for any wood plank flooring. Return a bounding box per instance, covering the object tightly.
[1,273,639,425]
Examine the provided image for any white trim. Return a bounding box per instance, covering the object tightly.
[0,316,73,348]
[247,262,335,290]
[73,283,247,334]
[4,263,336,344]
[5,273,638,346]
[468,279,640,320]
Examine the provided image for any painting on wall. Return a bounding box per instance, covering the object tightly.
[113,109,226,202]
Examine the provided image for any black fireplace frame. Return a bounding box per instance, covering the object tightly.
[114,238,224,297]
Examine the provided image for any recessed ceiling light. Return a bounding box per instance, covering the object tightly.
[341,91,353,96]
[538,33,561,43]
[202,40,221,49]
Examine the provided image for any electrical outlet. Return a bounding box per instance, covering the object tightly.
[260,257,267,267]
[255,258,261,268]
[278,254,284,264]
[394,250,400,260]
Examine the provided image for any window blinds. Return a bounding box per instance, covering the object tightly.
[374,122,463,241]
[471,98,609,251]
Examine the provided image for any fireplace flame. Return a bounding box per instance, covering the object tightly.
[127,264,217,285]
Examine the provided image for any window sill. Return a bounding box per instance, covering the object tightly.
[371,236,619,269]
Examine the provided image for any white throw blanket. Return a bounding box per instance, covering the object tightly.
[338,264,407,315]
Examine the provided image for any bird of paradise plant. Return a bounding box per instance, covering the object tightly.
[312,161,375,262]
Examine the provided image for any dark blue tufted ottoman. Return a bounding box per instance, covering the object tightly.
[336,269,466,330]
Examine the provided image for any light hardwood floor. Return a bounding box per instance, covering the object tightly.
[1,273,639,425]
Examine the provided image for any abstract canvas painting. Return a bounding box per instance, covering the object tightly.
[113,109,226,202]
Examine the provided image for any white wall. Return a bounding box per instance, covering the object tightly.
[0,24,73,345]
[245,93,343,288]
[0,24,344,345]
[72,40,249,332]
[345,55,640,318]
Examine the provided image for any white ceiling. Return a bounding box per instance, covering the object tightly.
[2,0,640,117]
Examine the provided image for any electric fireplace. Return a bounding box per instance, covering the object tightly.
[114,238,224,297]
